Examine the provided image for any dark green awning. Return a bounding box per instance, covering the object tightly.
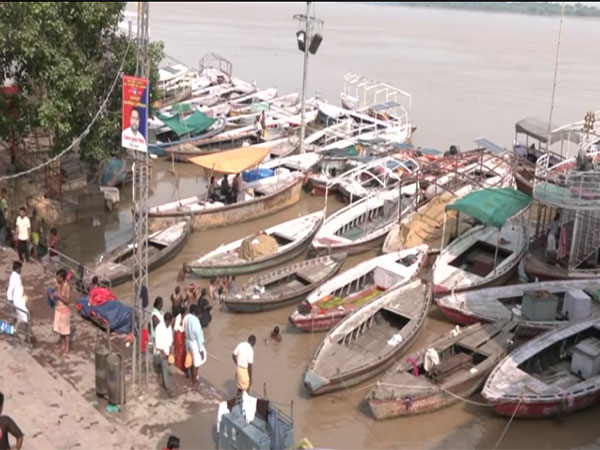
[446,188,531,228]
[158,109,217,137]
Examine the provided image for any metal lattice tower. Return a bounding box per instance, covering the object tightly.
[131,1,150,390]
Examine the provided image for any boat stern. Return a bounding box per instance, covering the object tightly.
[304,368,329,396]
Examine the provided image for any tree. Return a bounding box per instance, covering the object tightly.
[0,2,164,162]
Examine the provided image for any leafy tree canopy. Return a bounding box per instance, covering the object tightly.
[0,2,164,162]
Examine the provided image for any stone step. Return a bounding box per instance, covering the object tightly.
[0,340,151,449]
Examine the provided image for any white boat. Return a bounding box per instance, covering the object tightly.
[312,186,419,255]
[482,318,600,418]
[335,154,419,201]
[290,245,429,332]
[187,211,324,277]
[261,153,322,174]
[431,188,531,296]
[436,279,600,336]
[303,281,430,395]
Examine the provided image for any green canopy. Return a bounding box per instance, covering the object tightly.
[158,109,217,137]
[171,102,193,115]
[446,188,531,228]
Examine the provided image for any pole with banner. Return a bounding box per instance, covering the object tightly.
[123,74,149,389]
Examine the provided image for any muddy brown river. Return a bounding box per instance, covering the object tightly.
[60,3,600,448]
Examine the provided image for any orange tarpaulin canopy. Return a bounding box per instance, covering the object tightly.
[188,146,272,174]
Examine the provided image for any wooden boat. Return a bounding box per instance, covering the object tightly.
[289,245,428,332]
[432,223,527,296]
[148,116,227,157]
[223,253,346,313]
[187,211,324,277]
[482,318,600,418]
[431,188,531,296]
[93,219,191,286]
[436,279,600,336]
[366,320,518,418]
[261,153,321,174]
[335,155,420,202]
[166,110,317,154]
[148,172,304,231]
[312,186,418,256]
[303,281,430,396]
[166,134,298,162]
[382,191,469,256]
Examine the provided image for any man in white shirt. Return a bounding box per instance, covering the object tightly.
[14,207,30,263]
[232,335,256,396]
[154,312,174,397]
[6,261,28,324]
[122,107,147,152]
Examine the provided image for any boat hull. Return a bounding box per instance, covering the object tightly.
[97,222,191,286]
[305,322,425,396]
[189,216,320,278]
[312,233,387,257]
[432,258,520,297]
[149,177,303,231]
[368,373,489,419]
[488,391,600,419]
[289,310,348,332]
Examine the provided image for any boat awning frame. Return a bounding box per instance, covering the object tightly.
[515,117,581,145]
[446,188,532,228]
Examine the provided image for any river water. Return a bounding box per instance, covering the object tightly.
[64,3,600,448]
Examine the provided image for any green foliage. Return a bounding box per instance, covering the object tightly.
[0,2,164,162]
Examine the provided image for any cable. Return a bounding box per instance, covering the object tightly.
[0,38,132,183]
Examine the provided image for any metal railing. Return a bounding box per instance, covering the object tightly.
[46,249,112,294]
[0,295,32,344]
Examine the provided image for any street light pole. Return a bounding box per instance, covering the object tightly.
[294,2,323,155]
[299,2,311,154]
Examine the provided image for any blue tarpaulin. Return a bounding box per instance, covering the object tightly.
[243,168,275,183]
[77,297,134,334]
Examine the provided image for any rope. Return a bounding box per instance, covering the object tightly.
[0,38,132,183]
[493,396,523,450]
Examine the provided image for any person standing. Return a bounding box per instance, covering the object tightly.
[185,305,206,390]
[172,305,188,373]
[14,208,30,263]
[150,297,164,346]
[0,189,7,247]
[6,261,28,325]
[29,209,43,262]
[233,173,244,203]
[53,269,71,356]
[197,291,212,328]
[154,312,175,397]
[220,175,231,204]
[232,335,256,396]
[0,392,24,450]
[170,286,185,317]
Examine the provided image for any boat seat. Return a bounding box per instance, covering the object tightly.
[432,352,472,383]
[296,265,328,284]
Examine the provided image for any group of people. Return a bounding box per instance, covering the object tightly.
[207,172,255,205]
[0,189,60,265]
[149,283,215,397]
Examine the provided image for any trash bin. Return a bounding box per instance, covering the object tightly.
[107,352,125,406]
[95,341,110,397]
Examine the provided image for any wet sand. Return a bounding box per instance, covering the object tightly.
[58,3,600,448]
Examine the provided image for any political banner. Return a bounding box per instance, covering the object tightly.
[122,75,148,152]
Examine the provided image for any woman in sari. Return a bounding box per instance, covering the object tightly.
[53,269,71,355]
[173,304,188,373]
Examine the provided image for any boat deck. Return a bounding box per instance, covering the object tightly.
[523,244,600,280]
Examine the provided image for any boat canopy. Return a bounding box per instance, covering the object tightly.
[446,188,531,228]
[158,109,217,137]
[189,145,272,174]
[515,117,580,145]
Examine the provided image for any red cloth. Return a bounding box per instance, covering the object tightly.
[174,330,186,372]
[88,287,117,307]
[141,328,149,353]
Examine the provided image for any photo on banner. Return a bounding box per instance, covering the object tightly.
[122,75,149,152]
